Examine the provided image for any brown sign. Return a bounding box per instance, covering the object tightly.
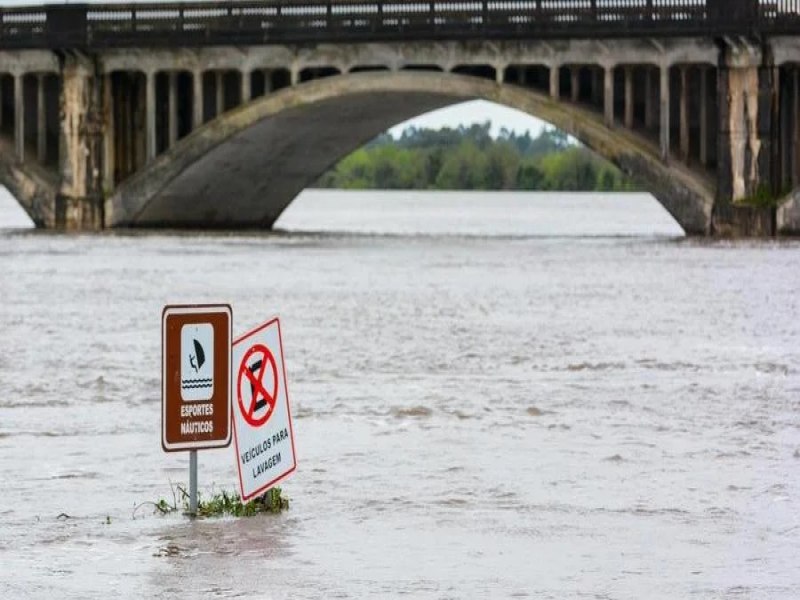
[162,305,232,452]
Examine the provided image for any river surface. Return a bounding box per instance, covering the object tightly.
[1,189,799,599]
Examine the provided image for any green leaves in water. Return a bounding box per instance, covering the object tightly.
[139,485,289,519]
[193,487,289,518]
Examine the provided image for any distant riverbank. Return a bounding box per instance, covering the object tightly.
[317,122,637,193]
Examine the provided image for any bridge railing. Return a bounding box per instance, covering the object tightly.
[0,0,798,49]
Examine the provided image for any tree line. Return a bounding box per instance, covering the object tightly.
[316,122,637,192]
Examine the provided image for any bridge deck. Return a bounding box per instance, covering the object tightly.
[0,0,799,49]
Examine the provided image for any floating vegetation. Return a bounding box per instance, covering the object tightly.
[134,483,289,519]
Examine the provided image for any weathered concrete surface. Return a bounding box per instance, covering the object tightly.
[97,38,719,76]
[0,138,58,227]
[58,56,105,229]
[777,188,800,235]
[712,41,782,236]
[109,71,715,234]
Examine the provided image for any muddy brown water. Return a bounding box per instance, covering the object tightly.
[1,190,799,598]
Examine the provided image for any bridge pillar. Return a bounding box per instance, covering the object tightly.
[168,72,178,147]
[193,71,203,129]
[215,71,224,116]
[56,55,104,229]
[713,42,778,235]
[102,72,114,193]
[699,67,709,166]
[591,68,602,106]
[679,66,690,163]
[549,65,560,99]
[571,68,580,102]
[659,65,670,162]
[604,66,614,126]
[264,69,273,94]
[624,66,634,129]
[36,74,46,164]
[14,74,24,160]
[794,69,800,188]
[146,71,156,161]
[645,68,656,130]
[241,70,252,103]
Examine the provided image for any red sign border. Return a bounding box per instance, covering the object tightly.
[231,316,298,501]
[161,303,233,452]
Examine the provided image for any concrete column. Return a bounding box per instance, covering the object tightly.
[168,72,178,147]
[699,67,708,167]
[571,67,580,102]
[263,69,273,94]
[215,71,224,116]
[0,77,4,129]
[660,65,670,162]
[192,70,203,129]
[290,68,299,86]
[496,65,504,84]
[794,68,800,186]
[37,74,46,164]
[679,66,689,163]
[241,70,251,104]
[549,65,560,99]
[518,66,527,87]
[624,66,634,129]
[103,73,115,191]
[14,74,24,160]
[604,66,614,126]
[645,67,656,129]
[591,68,603,106]
[146,70,156,161]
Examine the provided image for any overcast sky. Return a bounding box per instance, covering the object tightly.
[392,100,547,136]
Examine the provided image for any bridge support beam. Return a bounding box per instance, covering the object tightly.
[168,72,178,147]
[193,71,203,129]
[699,67,709,166]
[571,68,580,102]
[14,74,24,160]
[624,67,634,129]
[645,68,656,130]
[794,69,800,188]
[215,71,224,116]
[713,42,778,235]
[57,55,104,229]
[604,66,613,126]
[146,71,156,162]
[679,66,690,163]
[242,70,251,103]
[549,65,559,100]
[36,74,46,164]
[660,66,670,162]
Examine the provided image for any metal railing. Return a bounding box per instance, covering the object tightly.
[0,0,798,49]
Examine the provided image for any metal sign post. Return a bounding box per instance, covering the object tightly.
[189,450,198,515]
[162,304,232,517]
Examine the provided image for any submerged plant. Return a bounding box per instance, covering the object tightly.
[134,484,289,519]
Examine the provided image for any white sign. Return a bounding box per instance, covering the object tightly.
[181,323,214,401]
[232,317,297,501]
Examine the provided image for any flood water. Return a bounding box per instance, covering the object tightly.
[1,189,799,599]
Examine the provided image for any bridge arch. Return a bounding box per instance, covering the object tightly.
[108,71,715,234]
[0,140,58,227]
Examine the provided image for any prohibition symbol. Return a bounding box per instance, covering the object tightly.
[237,344,278,428]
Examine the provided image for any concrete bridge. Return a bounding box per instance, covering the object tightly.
[2,0,800,235]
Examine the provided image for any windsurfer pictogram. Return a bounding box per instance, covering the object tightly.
[181,324,214,401]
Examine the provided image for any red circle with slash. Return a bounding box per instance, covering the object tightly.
[237,344,278,427]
